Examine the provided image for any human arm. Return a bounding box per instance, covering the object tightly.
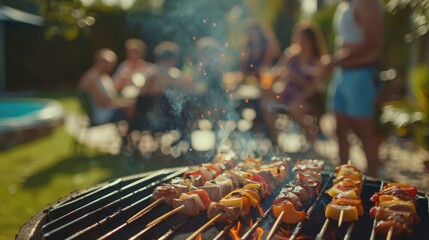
[81,74,134,108]
[113,62,132,92]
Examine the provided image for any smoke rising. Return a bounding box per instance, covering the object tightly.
[124,0,279,161]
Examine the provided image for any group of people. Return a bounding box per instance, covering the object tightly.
[257,0,383,177]
[78,38,186,127]
[78,0,384,177]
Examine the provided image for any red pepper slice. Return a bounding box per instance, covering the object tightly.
[184,169,208,183]
[250,173,271,196]
[384,183,417,198]
[202,163,222,176]
[188,189,212,209]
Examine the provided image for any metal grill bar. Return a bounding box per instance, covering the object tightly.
[67,194,152,240]
[369,180,385,240]
[48,178,123,219]
[42,168,187,239]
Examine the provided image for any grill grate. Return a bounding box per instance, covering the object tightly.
[18,167,429,240]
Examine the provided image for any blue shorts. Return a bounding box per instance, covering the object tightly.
[328,66,378,118]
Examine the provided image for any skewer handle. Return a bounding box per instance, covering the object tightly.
[338,209,344,227]
[386,226,394,240]
[316,218,330,240]
[127,197,165,223]
[344,221,355,240]
[146,205,185,227]
[185,213,222,240]
[266,210,284,240]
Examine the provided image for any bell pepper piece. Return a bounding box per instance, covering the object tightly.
[272,200,307,224]
[326,187,358,198]
[331,197,364,216]
[224,189,260,208]
[325,203,358,222]
[220,196,250,217]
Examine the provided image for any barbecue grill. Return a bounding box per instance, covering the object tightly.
[17,161,429,240]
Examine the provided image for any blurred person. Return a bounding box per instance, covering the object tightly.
[78,48,135,125]
[192,37,231,120]
[140,41,189,95]
[241,20,281,77]
[193,37,226,95]
[113,38,157,97]
[261,21,328,145]
[132,41,186,132]
[323,0,383,177]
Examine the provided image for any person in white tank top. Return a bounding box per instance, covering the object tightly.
[334,0,364,45]
[78,49,136,125]
[322,0,384,178]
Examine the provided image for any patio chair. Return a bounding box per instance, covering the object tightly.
[72,91,128,155]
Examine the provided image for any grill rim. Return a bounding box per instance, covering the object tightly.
[16,167,429,240]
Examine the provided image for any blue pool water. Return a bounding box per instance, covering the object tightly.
[0,98,64,149]
[0,101,45,119]
[0,98,64,132]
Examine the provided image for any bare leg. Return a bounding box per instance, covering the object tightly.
[350,117,380,177]
[259,90,281,145]
[289,101,317,143]
[261,104,280,145]
[336,113,350,165]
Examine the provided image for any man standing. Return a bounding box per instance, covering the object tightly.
[325,0,383,177]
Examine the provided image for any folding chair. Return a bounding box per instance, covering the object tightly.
[73,91,128,155]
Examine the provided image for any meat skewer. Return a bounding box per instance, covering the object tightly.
[126,162,226,224]
[145,157,289,228]
[243,164,331,240]
[128,156,290,240]
[316,161,363,239]
[129,151,244,222]
[324,162,364,227]
[271,159,325,223]
[369,182,421,238]
[97,153,243,240]
[183,157,291,240]
[186,182,267,240]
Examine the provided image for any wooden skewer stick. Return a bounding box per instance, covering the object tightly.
[127,197,165,223]
[266,210,284,240]
[347,159,352,165]
[316,218,330,240]
[344,221,355,240]
[146,205,185,227]
[128,223,156,240]
[386,226,394,240]
[338,209,344,228]
[185,213,222,240]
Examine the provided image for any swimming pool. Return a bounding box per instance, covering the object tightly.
[0,98,64,149]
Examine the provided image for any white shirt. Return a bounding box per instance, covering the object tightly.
[334,0,364,46]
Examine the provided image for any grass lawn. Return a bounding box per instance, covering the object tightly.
[0,91,173,239]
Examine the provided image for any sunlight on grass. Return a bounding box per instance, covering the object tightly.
[0,92,145,239]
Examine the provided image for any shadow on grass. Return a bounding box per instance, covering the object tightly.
[21,150,192,189]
